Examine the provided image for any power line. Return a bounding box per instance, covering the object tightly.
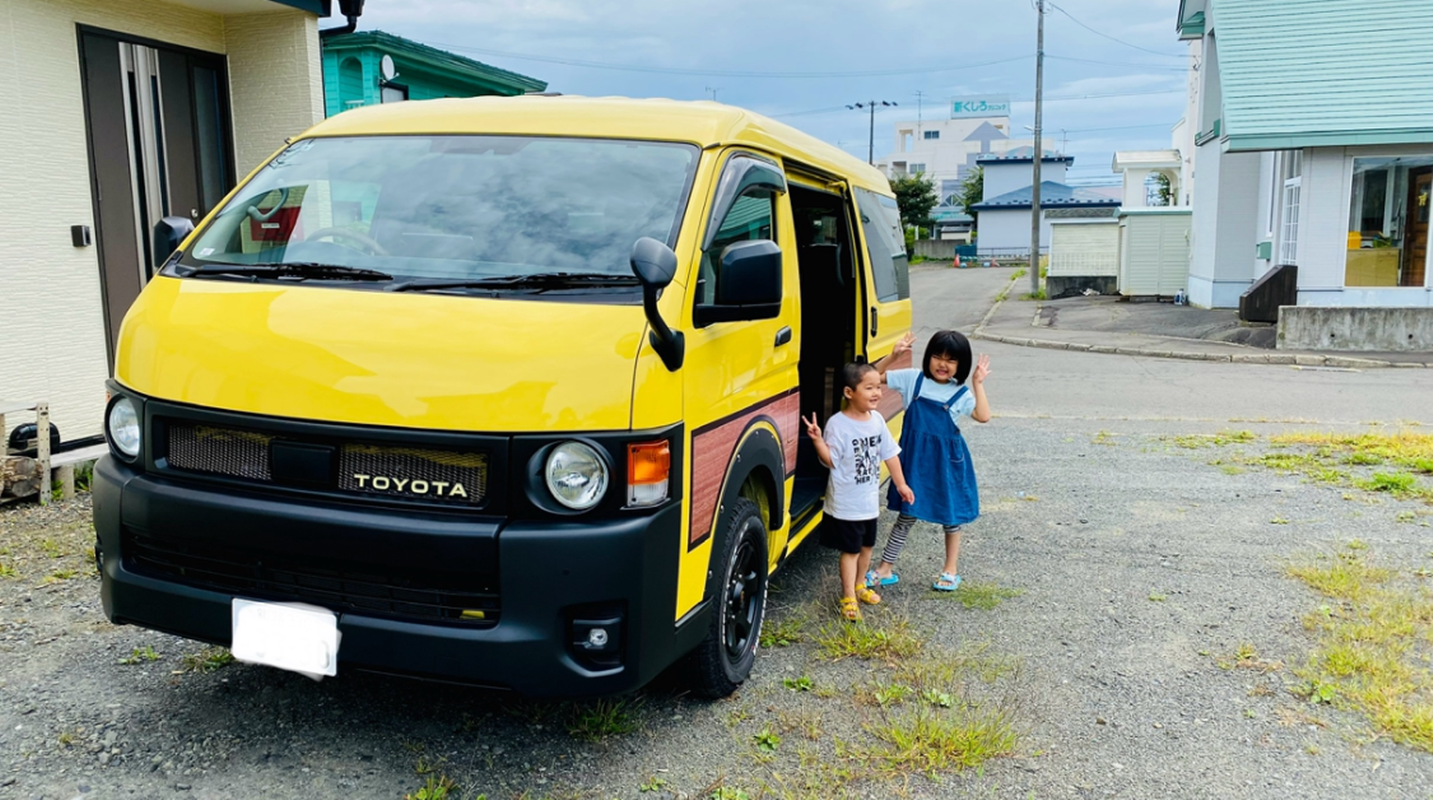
[1046,54,1188,72]
[772,88,1181,120]
[1046,2,1186,59]
[425,41,1031,79]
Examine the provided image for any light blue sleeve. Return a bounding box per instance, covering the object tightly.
[951,387,977,422]
[885,369,919,407]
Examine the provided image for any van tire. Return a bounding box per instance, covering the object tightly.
[688,498,768,699]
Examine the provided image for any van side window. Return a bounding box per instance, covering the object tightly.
[854,188,909,302]
[697,189,776,306]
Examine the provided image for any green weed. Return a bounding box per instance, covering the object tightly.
[926,581,1024,610]
[567,698,641,742]
[179,646,235,673]
[783,675,814,692]
[404,774,459,800]
[815,613,925,661]
[118,645,161,665]
[760,616,805,648]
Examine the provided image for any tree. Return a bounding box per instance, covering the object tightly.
[891,172,938,232]
[955,166,984,231]
[1152,173,1174,206]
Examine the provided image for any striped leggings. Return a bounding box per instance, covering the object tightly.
[879,514,961,566]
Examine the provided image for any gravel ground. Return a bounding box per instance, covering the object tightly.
[4,415,1432,800]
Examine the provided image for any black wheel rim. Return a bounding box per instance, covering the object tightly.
[724,525,762,660]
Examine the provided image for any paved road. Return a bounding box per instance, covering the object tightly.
[912,264,1433,427]
[3,267,1431,800]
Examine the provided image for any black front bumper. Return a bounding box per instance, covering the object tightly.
[94,455,704,697]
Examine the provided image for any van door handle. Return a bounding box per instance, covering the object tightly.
[774,326,792,347]
[869,307,879,338]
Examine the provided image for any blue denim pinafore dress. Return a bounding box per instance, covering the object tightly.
[886,375,979,527]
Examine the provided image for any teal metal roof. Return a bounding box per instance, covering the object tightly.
[1212,0,1433,151]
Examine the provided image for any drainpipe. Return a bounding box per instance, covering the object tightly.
[320,0,365,39]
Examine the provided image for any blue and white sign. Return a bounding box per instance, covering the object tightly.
[951,96,1011,119]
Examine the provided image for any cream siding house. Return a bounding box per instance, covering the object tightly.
[1177,0,1433,313]
[1,0,342,448]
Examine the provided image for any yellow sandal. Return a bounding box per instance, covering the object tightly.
[855,586,882,605]
[839,596,862,621]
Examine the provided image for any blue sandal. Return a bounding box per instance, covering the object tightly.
[933,573,962,592]
[865,570,900,588]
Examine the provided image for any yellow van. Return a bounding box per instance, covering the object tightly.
[94,96,911,697]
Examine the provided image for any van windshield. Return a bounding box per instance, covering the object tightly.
[178,136,699,288]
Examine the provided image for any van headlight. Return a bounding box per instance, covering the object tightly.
[106,397,141,459]
[545,441,608,511]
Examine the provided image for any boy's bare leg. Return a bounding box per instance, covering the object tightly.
[840,552,860,600]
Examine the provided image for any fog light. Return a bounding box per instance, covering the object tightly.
[569,610,624,670]
[587,628,609,648]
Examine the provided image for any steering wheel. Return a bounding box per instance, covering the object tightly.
[302,226,390,256]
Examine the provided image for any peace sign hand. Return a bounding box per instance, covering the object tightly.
[893,331,916,358]
[803,413,823,440]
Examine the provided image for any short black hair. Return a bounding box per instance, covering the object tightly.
[840,362,879,392]
[922,330,972,384]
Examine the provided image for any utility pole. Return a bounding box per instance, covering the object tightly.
[705,86,723,102]
[848,100,897,165]
[915,90,925,143]
[1029,0,1046,295]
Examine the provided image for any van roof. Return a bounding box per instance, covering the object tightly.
[304,95,894,195]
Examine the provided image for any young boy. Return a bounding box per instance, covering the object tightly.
[803,362,915,621]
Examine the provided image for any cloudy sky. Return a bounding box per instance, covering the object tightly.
[358,0,1189,185]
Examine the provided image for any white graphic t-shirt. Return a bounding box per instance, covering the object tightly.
[822,410,901,521]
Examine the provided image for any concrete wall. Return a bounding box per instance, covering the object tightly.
[0,0,321,444]
[912,239,959,261]
[225,10,325,176]
[1279,306,1433,351]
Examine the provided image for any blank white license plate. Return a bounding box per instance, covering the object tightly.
[231,599,340,678]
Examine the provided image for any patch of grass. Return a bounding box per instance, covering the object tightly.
[179,646,235,673]
[1220,464,1246,475]
[1010,268,1028,281]
[1287,544,1433,753]
[118,645,161,665]
[0,562,18,579]
[567,698,641,742]
[992,288,1010,304]
[1171,430,1257,449]
[783,675,814,692]
[752,727,782,753]
[39,539,67,559]
[860,706,1018,777]
[1216,642,1283,673]
[1019,289,1047,301]
[404,774,459,800]
[870,682,914,707]
[639,775,669,793]
[1148,593,1167,602]
[1270,517,1290,525]
[710,787,751,800]
[1092,430,1117,447]
[759,615,804,648]
[815,613,925,662]
[925,581,1024,610]
[1357,471,1419,496]
[775,709,823,741]
[44,568,78,583]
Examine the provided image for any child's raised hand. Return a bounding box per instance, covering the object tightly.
[893,332,916,358]
[972,354,991,385]
[897,482,915,505]
[802,413,822,439]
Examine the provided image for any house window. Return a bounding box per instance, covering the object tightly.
[923,130,940,140]
[1278,151,1302,265]
[1346,155,1433,287]
[909,163,926,175]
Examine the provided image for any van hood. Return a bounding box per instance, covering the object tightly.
[116,277,645,432]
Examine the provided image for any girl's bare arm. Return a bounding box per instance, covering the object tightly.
[875,332,916,383]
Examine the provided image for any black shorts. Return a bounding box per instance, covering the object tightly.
[820,517,878,554]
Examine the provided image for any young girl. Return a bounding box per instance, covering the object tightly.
[869,330,991,592]
[804,362,915,621]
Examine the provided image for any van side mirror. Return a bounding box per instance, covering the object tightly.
[695,239,783,326]
[153,216,195,268]
[630,237,684,371]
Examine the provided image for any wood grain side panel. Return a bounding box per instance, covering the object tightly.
[689,391,800,547]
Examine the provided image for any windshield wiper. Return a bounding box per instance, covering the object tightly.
[385,272,640,293]
[179,262,393,281]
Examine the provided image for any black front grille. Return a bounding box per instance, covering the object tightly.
[162,421,488,505]
[167,423,273,481]
[338,445,487,504]
[124,532,500,627]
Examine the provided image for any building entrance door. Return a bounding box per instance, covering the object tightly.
[78,29,235,364]
[1404,168,1431,287]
